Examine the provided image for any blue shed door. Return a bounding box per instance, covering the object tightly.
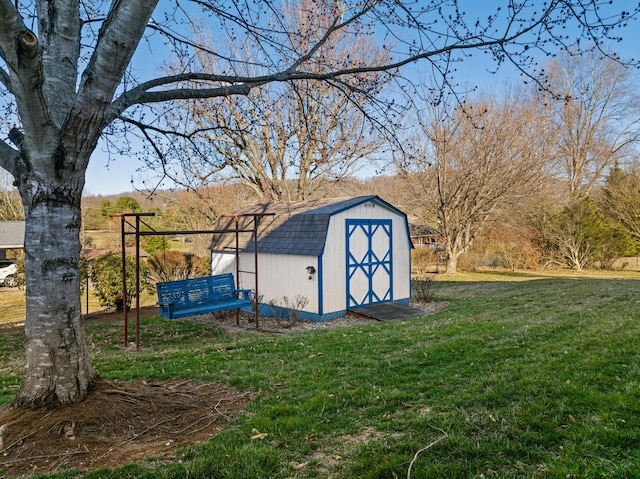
[346,219,393,308]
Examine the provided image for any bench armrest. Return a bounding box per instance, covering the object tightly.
[235,289,252,300]
[157,300,175,315]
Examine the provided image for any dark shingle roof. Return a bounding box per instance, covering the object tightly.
[210,196,404,256]
[0,221,25,248]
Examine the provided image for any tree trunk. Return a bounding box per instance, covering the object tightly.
[12,178,95,408]
[445,254,459,273]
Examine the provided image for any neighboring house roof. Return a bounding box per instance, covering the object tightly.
[82,247,150,262]
[0,221,25,249]
[211,195,409,257]
[409,224,441,237]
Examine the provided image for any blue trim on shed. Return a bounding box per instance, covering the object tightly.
[251,303,346,322]
[317,196,413,255]
[246,298,411,322]
[346,219,393,308]
[212,195,413,320]
[317,254,324,316]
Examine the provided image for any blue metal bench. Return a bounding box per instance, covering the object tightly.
[156,273,251,319]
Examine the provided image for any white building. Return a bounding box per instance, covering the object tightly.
[210,196,413,321]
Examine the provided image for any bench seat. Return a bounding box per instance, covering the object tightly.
[156,273,251,319]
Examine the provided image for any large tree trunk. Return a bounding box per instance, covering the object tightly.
[444,249,460,274]
[12,177,95,408]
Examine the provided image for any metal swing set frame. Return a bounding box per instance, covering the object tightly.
[112,211,273,350]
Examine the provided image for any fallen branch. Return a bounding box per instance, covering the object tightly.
[174,415,213,435]
[407,428,449,479]
[103,388,140,397]
[0,449,89,467]
[183,418,219,436]
[213,398,233,420]
[0,431,36,455]
[120,414,183,446]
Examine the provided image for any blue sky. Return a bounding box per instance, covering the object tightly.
[83,2,640,196]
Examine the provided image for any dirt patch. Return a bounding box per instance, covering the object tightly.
[0,379,253,478]
[0,301,446,477]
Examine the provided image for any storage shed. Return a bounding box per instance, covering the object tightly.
[210,195,413,321]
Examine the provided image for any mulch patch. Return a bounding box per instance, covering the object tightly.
[0,378,253,478]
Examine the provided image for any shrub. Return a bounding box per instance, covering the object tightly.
[91,252,145,312]
[142,235,171,256]
[267,295,309,327]
[11,250,25,287]
[412,247,440,277]
[412,278,434,303]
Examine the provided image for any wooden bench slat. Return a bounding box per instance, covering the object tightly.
[156,273,251,319]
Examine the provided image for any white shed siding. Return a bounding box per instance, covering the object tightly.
[211,253,236,277]
[236,252,319,313]
[320,200,411,314]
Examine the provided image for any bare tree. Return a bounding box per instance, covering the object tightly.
[152,0,391,202]
[400,90,546,273]
[540,49,640,195]
[160,184,257,256]
[0,1,637,407]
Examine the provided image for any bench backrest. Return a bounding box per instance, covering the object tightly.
[156,273,238,308]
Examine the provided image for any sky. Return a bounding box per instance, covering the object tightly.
[82,2,640,196]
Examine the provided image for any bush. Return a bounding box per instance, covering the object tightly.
[142,235,171,256]
[412,278,434,303]
[266,295,309,327]
[147,250,210,284]
[10,250,25,287]
[412,247,440,277]
[91,252,145,312]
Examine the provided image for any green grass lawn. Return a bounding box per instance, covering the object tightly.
[1,271,639,478]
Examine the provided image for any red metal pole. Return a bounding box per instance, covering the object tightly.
[254,216,259,330]
[121,215,128,347]
[135,215,141,350]
[85,275,89,316]
[235,216,240,326]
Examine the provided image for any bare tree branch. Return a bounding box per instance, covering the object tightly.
[75,1,159,114]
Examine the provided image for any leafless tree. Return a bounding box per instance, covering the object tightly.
[539,49,640,196]
[159,184,257,255]
[149,0,391,202]
[0,1,637,407]
[400,90,547,273]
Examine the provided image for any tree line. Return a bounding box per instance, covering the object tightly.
[88,50,640,275]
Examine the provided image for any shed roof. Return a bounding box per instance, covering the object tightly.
[0,221,25,248]
[210,195,407,256]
